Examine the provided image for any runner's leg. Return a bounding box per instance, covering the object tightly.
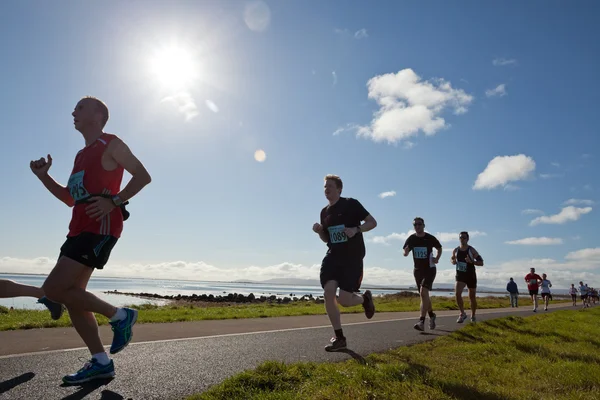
[0,279,44,298]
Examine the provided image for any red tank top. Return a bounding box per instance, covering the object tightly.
[67,133,124,238]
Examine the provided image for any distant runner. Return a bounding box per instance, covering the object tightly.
[312,174,377,352]
[0,279,64,319]
[539,273,552,311]
[524,268,542,312]
[451,231,484,323]
[403,217,442,331]
[569,284,577,306]
[32,96,152,384]
[506,277,519,308]
[578,281,589,309]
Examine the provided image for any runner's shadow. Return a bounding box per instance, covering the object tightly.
[337,348,367,365]
[439,381,506,400]
[0,372,35,394]
[60,378,121,400]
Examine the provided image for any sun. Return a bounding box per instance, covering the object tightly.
[150,46,197,89]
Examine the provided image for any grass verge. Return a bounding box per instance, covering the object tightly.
[189,307,600,400]
[0,293,570,331]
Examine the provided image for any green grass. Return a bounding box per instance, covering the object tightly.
[0,294,570,331]
[189,307,600,400]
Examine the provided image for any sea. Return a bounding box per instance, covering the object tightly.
[0,273,512,310]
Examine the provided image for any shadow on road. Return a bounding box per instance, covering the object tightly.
[0,372,35,394]
[337,348,367,365]
[60,378,123,400]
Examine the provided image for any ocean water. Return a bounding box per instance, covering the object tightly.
[0,273,510,310]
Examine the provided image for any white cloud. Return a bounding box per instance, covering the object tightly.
[551,162,561,168]
[244,1,271,32]
[369,230,486,245]
[403,141,416,150]
[161,92,199,121]
[485,84,507,98]
[473,154,536,190]
[353,68,473,145]
[522,209,544,215]
[368,231,413,245]
[584,184,592,191]
[205,100,219,113]
[565,248,600,263]
[378,191,396,199]
[539,173,564,179]
[529,206,592,226]
[505,237,563,246]
[332,71,337,86]
[492,58,517,66]
[334,28,349,36]
[354,28,368,39]
[563,199,595,206]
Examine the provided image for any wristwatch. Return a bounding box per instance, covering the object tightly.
[111,195,123,207]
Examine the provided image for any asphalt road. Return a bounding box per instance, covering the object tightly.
[0,303,574,400]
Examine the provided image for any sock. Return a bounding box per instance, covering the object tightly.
[110,308,127,322]
[334,329,344,339]
[419,316,425,322]
[428,311,435,318]
[93,352,110,365]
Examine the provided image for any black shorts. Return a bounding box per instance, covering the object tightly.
[414,267,436,291]
[59,232,118,269]
[319,256,363,293]
[541,292,552,300]
[529,289,539,296]
[571,294,577,300]
[581,294,588,300]
[456,272,477,289]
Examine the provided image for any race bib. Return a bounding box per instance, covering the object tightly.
[414,247,428,259]
[529,279,537,286]
[67,170,90,202]
[457,261,467,272]
[328,225,347,244]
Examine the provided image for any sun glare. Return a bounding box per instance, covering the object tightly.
[150,46,197,89]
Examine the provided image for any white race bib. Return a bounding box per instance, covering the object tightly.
[457,261,467,272]
[328,225,347,244]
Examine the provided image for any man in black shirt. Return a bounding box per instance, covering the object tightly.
[403,217,442,331]
[450,231,484,323]
[312,174,377,352]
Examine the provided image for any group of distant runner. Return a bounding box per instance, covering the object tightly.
[0,97,596,383]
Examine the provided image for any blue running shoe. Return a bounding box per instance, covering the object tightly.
[37,296,65,320]
[62,358,115,385]
[109,308,138,354]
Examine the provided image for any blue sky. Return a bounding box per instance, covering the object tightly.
[0,0,598,289]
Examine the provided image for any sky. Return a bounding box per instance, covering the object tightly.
[0,0,599,290]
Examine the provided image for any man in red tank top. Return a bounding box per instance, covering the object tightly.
[30,96,152,385]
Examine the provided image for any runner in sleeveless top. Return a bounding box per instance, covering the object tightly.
[569,284,577,306]
[451,232,484,323]
[524,268,542,312]
[0,279,64,319]
[30,97,151,384]
[313,174,377,352]
[403,217,442,331]
[539,273,552,311]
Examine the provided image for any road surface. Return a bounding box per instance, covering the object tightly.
[0,303,574,400]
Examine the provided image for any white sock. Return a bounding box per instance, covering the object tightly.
[110,308,127,322]
[93,352,110,365]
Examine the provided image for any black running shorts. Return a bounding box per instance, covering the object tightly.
[529,289,539,296]
[319,255,364,293]
[414,267,436,291]
[59,232,118,269]
[456,272,477,289]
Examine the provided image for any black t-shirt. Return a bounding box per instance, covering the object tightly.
[455,246,476,275]
[403,233,442,269]
[320,197,370,260]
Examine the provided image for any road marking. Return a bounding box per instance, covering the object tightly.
[0,304,573,359]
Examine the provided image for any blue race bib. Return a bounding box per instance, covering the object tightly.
[414,247,428,259]
[328,224,348,244]
[457,261,467,272]
[67,170,90,202]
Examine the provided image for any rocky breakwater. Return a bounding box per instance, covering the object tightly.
[103,290,325,305]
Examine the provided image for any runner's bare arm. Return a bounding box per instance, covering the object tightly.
[471,247,484,266]
[451,248,457,265]
[434,246,442,263]
[358,214,377,233]
[109,139,152,202]
[30,155,74,207]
